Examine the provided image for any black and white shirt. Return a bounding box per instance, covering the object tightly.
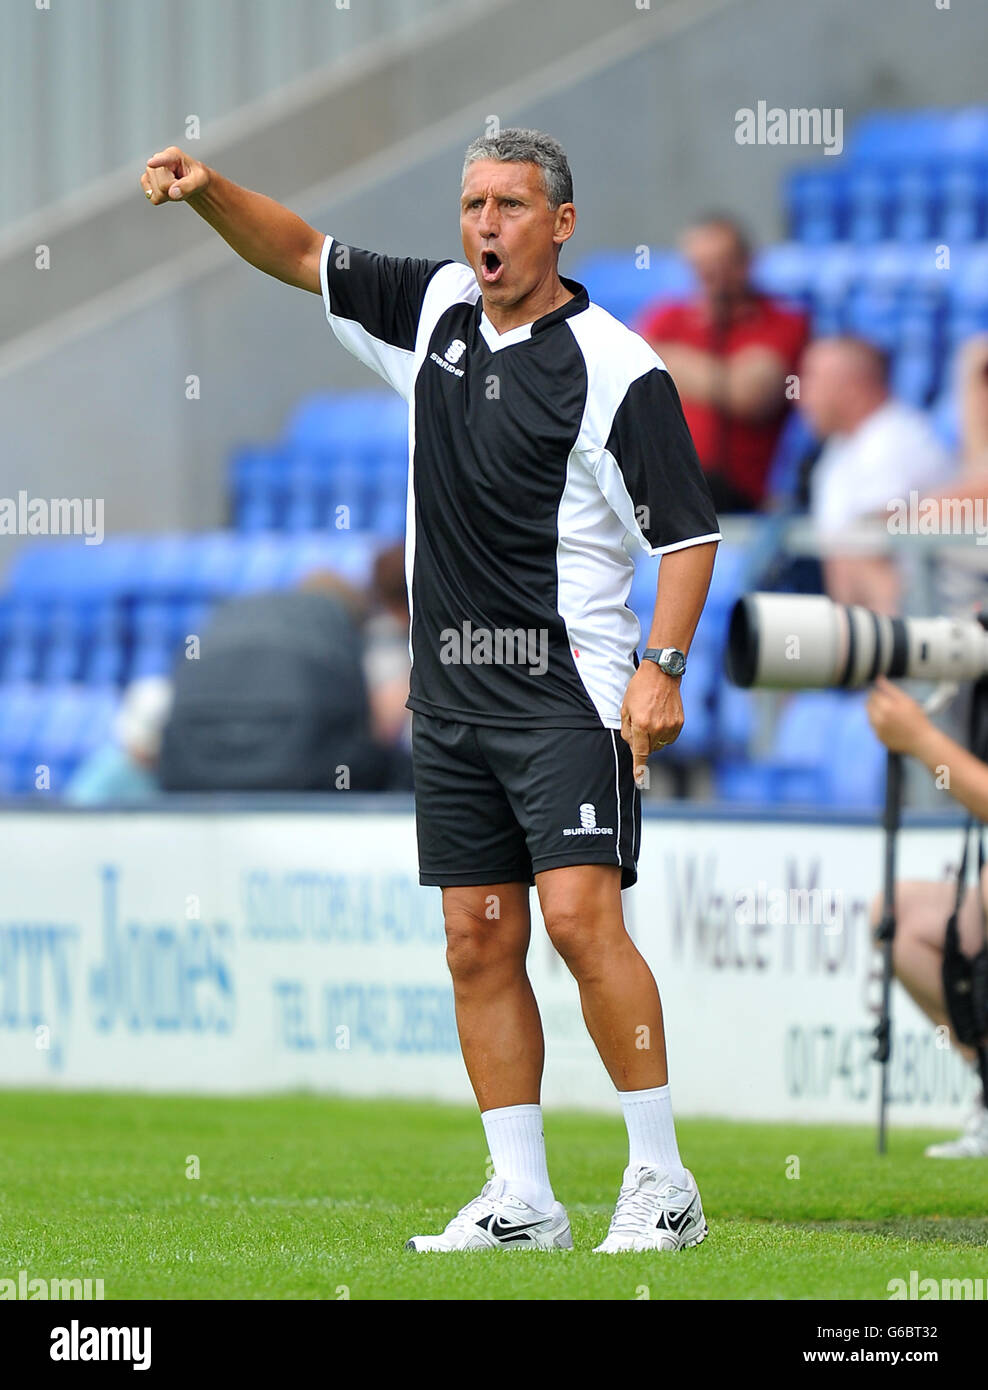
[319,235,721,730]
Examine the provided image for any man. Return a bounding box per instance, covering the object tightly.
[636,215,808,512]
[800,336,953,615]
[141,127,720,1252]
[867,676,988,1156]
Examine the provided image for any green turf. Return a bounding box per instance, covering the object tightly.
[0,1090,985,1300]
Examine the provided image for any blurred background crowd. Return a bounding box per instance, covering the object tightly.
[2,0,987,813]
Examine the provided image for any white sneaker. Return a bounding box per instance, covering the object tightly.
[925,1101,988,1158]
[405,1178,573,1251]
[594,1164,707,1253]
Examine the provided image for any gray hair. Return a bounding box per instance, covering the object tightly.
[461,128,573,211]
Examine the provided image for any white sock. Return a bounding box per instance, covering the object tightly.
[481,1103,554,1212]
[619,1083,688,1186]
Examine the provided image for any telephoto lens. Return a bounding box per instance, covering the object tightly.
[726,593,988,689]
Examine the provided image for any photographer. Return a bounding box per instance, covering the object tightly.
[866,674,988,1156]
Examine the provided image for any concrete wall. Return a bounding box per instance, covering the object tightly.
[0,0,451,230]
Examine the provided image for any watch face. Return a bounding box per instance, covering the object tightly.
[662,650,686,676]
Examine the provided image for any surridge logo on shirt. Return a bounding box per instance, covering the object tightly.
[562,802,614,837]
[430,338,467,378]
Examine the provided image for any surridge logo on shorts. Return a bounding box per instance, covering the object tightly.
[430,338,467,377]
[562,802,614,837]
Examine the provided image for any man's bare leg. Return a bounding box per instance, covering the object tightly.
[441,881,543,1107]
[532,863,705,1253]
[436,880,561,1217]
[536,863,667,1089]
[405,882,567,1244]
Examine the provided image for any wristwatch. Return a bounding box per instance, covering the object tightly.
[642,647,687,677]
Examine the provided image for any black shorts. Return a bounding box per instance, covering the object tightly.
[411,712,641,890]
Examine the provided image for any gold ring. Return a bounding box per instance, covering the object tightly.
[145,188,153,199]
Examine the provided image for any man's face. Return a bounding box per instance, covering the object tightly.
[460,159,573,308]
[799,342,850,437]
[681,224,750,305]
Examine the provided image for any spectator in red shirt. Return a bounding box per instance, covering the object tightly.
[635,215,809,512]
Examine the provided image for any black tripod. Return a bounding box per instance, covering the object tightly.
[873,750,902,1156]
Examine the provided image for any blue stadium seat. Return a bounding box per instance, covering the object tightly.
[942,108,988,164]
[371,493,408,539]
[714,682,756,759]
[826,695,885,808]
[717,691,884,810]
[38,601,92,684]
[5,541,88,600]
[129,600,176,679]
[573,250,695,327]
[941,165,984,243]
[321,457,369,532]
[283,531,378,588]
[230,445,289,532]
[30,684,118,792]
[893,309,942,404]
[233,534,295,594]
[765,410,819,506]
[847,109,947,166]
[891,166,938,244]
[713,760,780,804]
[785,169,844,245]
[365,458,407,534]
[702,542,749,647]
[194,532,248,599]
[172,601,211,654]
[845,284,901,352]
[809,243,860,321]
[132,535,197,599]
[2,599,47,682]
[951,244,988,312]
[846,169,893,245]
[666,643,716,760]
[84,601,128,686]
[0,683,44,793]
[751,243,813,310]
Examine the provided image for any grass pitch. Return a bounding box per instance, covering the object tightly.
[1,1090,985,1300]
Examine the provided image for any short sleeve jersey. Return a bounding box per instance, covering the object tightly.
[319,235,721,730]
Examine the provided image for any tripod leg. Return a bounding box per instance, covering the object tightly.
[875,752,903,1155]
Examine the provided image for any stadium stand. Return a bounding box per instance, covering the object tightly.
[5,106,988,806]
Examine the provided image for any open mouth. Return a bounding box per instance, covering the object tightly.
[481,249,504,284]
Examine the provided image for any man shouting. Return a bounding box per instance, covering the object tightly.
[142,126,719,1253]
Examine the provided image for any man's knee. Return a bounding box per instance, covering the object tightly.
[539,867,625,978]
[442,891,527,985]
[543,905,610,979]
